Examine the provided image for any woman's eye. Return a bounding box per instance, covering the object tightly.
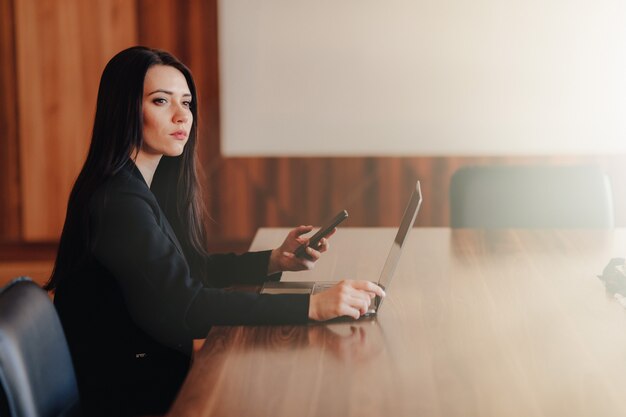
[183,101,192,108]
[153,98,167,105]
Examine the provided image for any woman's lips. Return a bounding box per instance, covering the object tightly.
[171,131,188,140]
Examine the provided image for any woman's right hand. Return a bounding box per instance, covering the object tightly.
[308,280,386,321]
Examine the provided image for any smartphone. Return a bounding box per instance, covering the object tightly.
[294,210,349,258]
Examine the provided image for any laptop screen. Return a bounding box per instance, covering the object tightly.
[377,181,422,290]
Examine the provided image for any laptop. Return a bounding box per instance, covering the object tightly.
[261,180,422,316]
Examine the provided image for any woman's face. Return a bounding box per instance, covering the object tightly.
[141,65,193,157]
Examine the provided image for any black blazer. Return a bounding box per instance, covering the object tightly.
[54,161,309,416]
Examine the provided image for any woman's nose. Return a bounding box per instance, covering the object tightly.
[173,107,189,124]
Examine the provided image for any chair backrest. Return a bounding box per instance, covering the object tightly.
[0,277,80,417]
[449,165,615,228]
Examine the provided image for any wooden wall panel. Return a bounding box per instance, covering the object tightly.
[14,0,138,241]
[200,156,626,244]
[0,0,20,240]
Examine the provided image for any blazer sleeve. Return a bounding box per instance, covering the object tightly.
[90,185,309,349]
[202,251,282,287]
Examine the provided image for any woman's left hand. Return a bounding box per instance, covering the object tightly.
[267,225,335,274]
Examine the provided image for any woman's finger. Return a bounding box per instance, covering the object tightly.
[337,304,361,320]
[333,282,372,316]
[305,246,321,261]
[292,225,314,238]
[300,259,315,270]
[348,280,386,298]
[317,237,330,253]
[348,294,371,315]
[283,251,315,270]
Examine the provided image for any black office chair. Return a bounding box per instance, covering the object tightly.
[449,165,614,228]
[0,277,80,417]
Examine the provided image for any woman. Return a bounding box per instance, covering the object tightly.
[45,46,384,416]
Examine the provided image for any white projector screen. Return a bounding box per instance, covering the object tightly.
[218,0,626,156]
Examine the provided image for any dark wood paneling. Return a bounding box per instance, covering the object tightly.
[0,0,20,240]
[201,156,626,244]
[0,241,57,261]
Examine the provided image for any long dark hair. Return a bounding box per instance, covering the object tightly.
[45,46,207,291]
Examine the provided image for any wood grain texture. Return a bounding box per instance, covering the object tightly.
[170,228,626,417]
[201,156,626,244]
[13,0,137,240]
[0,0,20,240]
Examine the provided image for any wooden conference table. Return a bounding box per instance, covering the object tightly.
[169,228,626,417]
